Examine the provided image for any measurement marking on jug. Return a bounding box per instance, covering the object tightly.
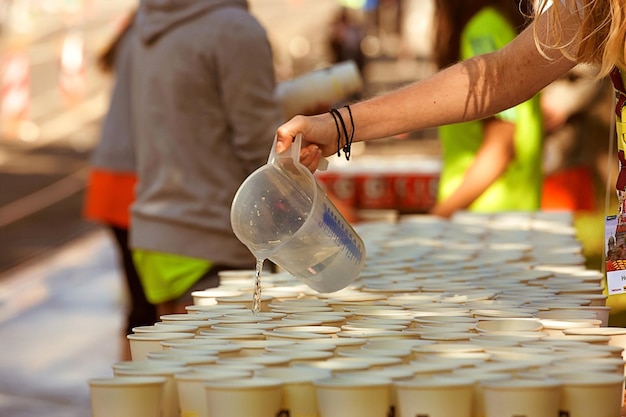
[320,203,364,264]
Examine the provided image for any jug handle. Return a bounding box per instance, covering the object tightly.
[268,133,328,171]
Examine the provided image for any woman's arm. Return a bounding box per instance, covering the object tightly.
[276,10,577,169]
[429,117,516,218]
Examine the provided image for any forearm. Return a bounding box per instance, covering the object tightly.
[430,119,516,218]
[430,158,510,218]
[347,57,507,142]
[275,12,576,166]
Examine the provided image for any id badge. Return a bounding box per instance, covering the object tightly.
[606,212,626,295]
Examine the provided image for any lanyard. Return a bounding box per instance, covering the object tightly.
[610,66,626,118]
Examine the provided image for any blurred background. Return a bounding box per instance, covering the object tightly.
[0,0,617,414]
[0,0,613,278]
[0,0,440,276]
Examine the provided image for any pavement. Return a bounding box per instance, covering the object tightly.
[0,229,123,417]
[0,2,133,416]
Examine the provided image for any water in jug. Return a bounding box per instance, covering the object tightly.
[230,134,366,296]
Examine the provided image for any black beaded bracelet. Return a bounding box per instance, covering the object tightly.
[343,104,354,160]
[329,105,355,161]
[329,109,342,158]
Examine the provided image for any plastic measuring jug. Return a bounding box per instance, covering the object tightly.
[230,134,366,293]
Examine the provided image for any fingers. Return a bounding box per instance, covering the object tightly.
[276,115,307,154]
[275,131,293,154]
[300,145,323,173]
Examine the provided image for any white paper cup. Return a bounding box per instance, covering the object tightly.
[451,372,514,417]
[132,324,198,334]
[217,269,257,281]
[186,303,246,312]
[114,366,189,417]
[226,310,288,320]
[338,368,415,409]
[539,319,602,336]
[205,377,284,417]
[482,378,562,417]
[287,313,347,326]
[394,376,474,417]
[334,353,403,369]
[278,349,335,364]
[111,359,186,374]
[265,342,337,354]
[200,326,266,338]
[216,294,274,311]
[160,337,234,350]
[189,363,262,374]
[411,343,483,359]
[399,362,459,377]
[160,312,223,321]
[190,289,243,306]
[175,370,250,417]
[255,366,333,417]
[362,339,436,350]
[314,337,369,351]
[155,320,214,333]
[551,372,624,417]
[89,376,167,417]
[294,357,372,374]
[216,354,292,368]
[127,332,195,360]
[554,356,626,375]
[314,376,392,417]
[418,352,491,368]
[475,318,543,333]
[172,342,243,358]
[357,346,413,361]
[562,327,626,360]
[272,325,342,336]
[146,350,219,366]
[228,339,295,356]
[418,321,477,331]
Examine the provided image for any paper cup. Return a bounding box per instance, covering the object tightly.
[482,378,562,417]
[551,372,624,417]
[450,372,514,417]
[175,370,250,417]
[132,324,198,334]
[394,376,474,417]
[155,320,214,334]
[205,377,284,417]
[475,318,543,333]
[228,339,295,357]
[562,327,626,360]
[255,366,333,417]
[114,366,189,417]
[146,350,219,366]
[127,332,194,360]
[89,376,167,417]
[315,376,392,417]
[159,312,223,321]
[190,289,243,306]
[111,359,186,374]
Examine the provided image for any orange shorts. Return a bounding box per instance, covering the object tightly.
[83,169,136,229]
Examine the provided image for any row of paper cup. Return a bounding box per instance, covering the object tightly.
[90,363,624,417]
[91,307,626,417]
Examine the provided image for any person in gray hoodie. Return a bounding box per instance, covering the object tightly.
[84,9,158,358]
[129,0,282,315]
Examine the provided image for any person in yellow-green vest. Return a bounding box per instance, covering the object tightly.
[429,0,543,218]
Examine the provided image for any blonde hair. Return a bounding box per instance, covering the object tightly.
[534,0,626,76]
